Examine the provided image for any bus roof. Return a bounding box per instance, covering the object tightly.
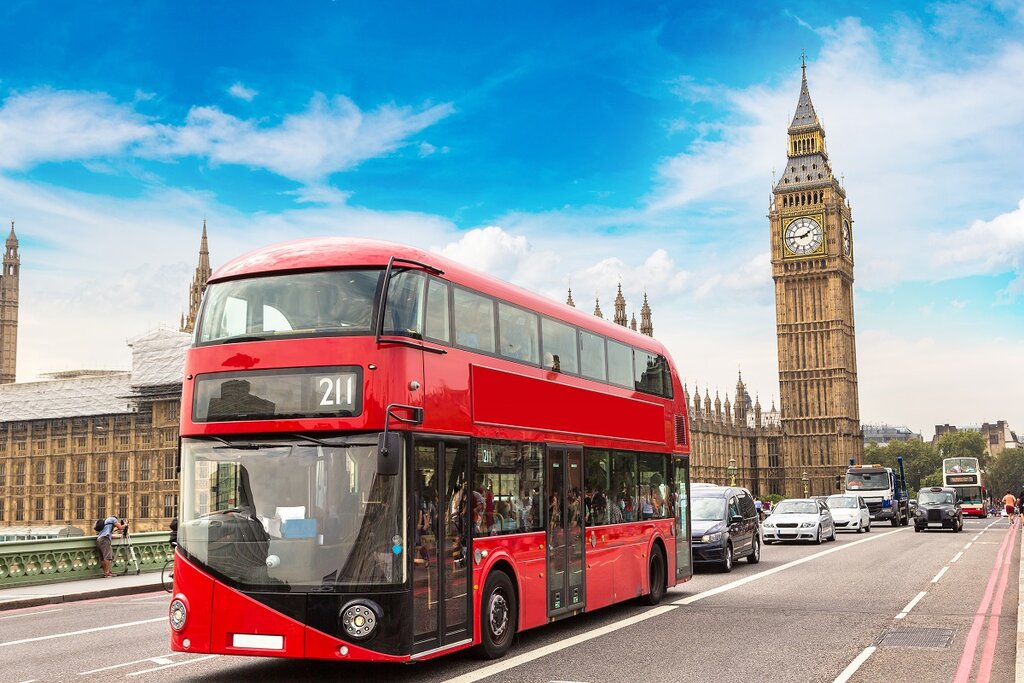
[210,237,676,356]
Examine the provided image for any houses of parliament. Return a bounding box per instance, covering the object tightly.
[0,63,860,534]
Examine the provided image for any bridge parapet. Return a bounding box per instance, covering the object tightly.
[0,532,171,589]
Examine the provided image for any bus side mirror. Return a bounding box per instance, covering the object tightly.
[377,432,402,476]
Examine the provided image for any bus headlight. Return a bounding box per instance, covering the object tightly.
[340,601,381,641]
[169,599,187,631]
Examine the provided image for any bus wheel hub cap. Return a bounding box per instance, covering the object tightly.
[489,594,508,637]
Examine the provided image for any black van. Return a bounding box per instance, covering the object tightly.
[691,484,762,572]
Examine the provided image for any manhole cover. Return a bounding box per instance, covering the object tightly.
[877,628,954,649]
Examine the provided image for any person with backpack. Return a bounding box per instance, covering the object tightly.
[95,516,125,577]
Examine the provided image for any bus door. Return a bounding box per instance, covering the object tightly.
[546,445,585,617]
[673,456,693,582]
[412,437,472,654]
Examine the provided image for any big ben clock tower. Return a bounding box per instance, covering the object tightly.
[770,60,862,495]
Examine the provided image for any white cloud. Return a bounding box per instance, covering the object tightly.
[0,87,455,184]
[0,88,153,169]
[228,82,257,101]
[934,197,1024,299]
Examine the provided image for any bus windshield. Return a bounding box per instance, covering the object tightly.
[845,471,890,491]
[178,435,405,591]
[197,269,383,344]
[954,486,983,505]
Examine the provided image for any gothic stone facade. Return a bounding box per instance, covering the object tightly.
[0,223,19,385]
[0,329,189,533]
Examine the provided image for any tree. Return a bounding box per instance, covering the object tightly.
[863,440,941,492]
[919,468,943,490]
[935,431,989,470]
[985,448,1024,500]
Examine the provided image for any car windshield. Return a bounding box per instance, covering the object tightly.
[692,497,726,522]
[773,501,818,515]
[178,435,405,592]
[197,269,383,344]
[919,490,955,505]
[827,496,858,509]
[845,471,890,491]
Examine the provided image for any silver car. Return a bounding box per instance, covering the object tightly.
[826,494,871,533]
[762,498,836,544]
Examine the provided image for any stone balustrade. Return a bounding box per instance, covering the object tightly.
[0,532,172,588]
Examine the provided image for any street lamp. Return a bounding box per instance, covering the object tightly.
[801,470,810,498]
[727,458,737,487]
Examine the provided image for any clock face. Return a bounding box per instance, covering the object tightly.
[842,220,852,257]
[784,217,824,255]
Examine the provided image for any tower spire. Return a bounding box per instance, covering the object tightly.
[0,220,20,383]
[613,282,627,327]
[181,221,213,334]
[566,286,576,308]
[639,292,653,336]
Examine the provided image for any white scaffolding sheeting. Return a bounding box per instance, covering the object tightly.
[0,373,133,421]
[129,328,191,388]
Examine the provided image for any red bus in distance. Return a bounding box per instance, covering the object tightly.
[169,237,693,663]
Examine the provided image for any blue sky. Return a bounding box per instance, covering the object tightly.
[1,1,1022,435]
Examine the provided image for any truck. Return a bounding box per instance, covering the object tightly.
[843,457,910,527]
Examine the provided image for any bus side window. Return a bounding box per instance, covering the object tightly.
[453,288,495,353]
[384,270,426,338]
[424,278,451,343]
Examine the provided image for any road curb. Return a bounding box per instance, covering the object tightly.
[1017,520,1023,683]
[0,582,164,612]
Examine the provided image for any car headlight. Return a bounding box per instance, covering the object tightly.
[799,521,815,528]
[700,532,722,543]
[763,521,774,528]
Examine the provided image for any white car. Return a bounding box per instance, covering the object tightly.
[826,494,871,533]
[762,498,836,544]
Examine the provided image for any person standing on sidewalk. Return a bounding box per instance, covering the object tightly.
[96,516,125,577]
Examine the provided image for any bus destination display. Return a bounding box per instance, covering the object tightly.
[192,366,362,422]
[945,473,978,486]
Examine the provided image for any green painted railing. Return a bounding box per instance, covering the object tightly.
[0,532,172,588]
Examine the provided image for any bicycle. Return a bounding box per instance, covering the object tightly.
[162,555,175,593]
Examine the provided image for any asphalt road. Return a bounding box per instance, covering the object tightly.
[2,517,1017,683]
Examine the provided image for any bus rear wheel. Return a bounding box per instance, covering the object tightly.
[478,570,517,660]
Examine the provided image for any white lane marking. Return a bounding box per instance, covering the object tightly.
[895,591,927,620]
[951,552,964,563]
[833,646,876,683]
[676,528,904,605]
[973,534,983,541]
[127,654,219,676]
[440,605,677,683]
[78,654,184,675]
[964,543,973,550]
[0,608,62,620]
[0,617,164,648]
[932,566,949,583]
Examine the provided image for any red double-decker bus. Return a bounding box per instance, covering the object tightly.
[168,237,692,663]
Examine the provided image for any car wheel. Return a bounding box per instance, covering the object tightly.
[720,543,733,573]
[747,535,761,564]
[914,524,922,532]
[855,521,863,534]
[641,545,666,605]
[865,521,871,532]
[815,526,823,544]
[477,570,517,660]
[828,524,836,542]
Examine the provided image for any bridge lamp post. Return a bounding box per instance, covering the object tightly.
[727,458,737,487]
[801,470,810,498]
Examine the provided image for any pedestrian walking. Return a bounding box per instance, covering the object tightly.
[96,516,125,577]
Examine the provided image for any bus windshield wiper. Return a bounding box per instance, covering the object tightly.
[218,335,269,344]
[285,434,376,448]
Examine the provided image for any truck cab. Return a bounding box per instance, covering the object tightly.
[844,464,909,527]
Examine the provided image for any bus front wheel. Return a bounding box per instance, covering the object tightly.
[478,570,517,660]
[641,545,666,605]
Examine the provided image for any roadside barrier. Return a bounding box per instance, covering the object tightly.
[0,532,171,588]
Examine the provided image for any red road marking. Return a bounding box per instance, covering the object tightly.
[976,522,1016,683]
[953,520,1017,683]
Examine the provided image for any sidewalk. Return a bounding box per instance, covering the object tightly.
[0,571,165,611]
